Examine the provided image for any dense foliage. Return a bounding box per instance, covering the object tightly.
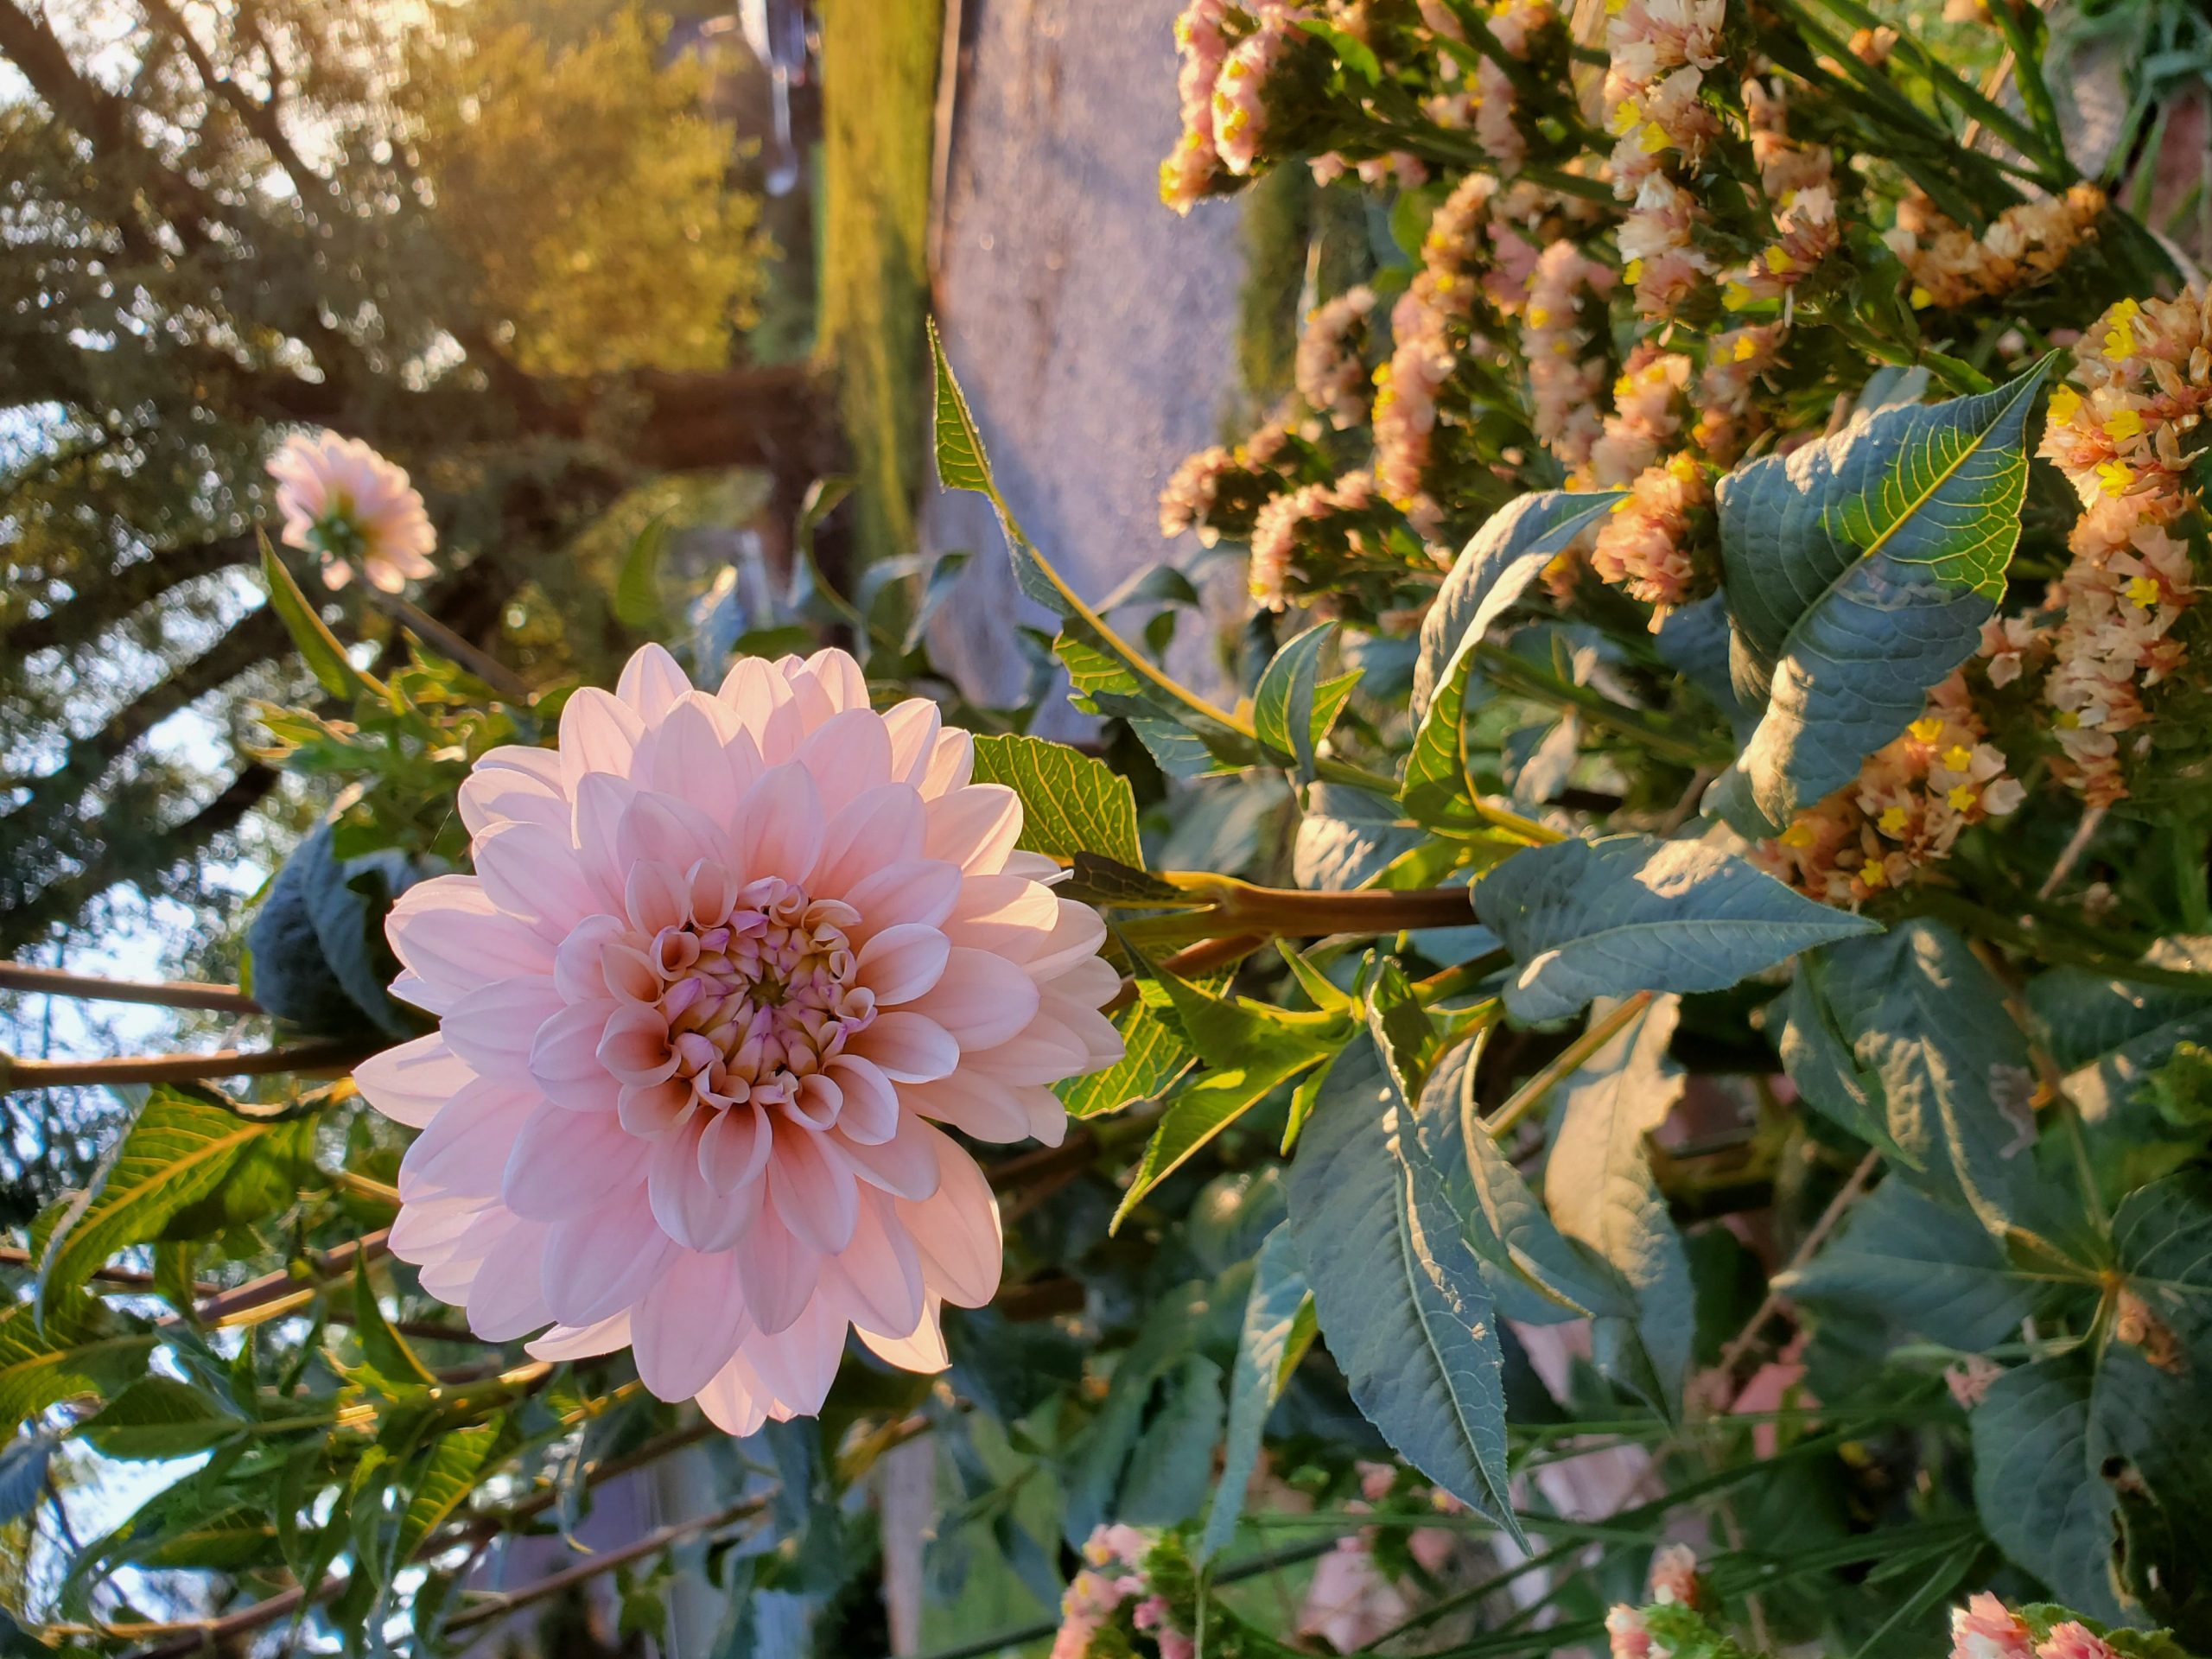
[5,0,2212,1656]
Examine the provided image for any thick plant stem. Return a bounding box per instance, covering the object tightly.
[1138,877,1478,944]
[0,962,262,1014]
[361,587,532,703]
[0,1037,379,1091]
[1481,990,1655,1139]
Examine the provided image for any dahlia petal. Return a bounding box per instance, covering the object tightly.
[559,687,645,795]
[526,1311,632,1362]
[787,1071,842,1132]
[650,1119,758,1252]
[853,1011,958,1084]
[459,747,569,837]
[467,1218,554,1340]
[795,708,893,820]
[503,1100,652,1221]
[717,657,802,762]
[825,1191,925,1339]
[616,643,691,722]
[804,647,868,713]
[943,876,1062,958]
[779,658,838,733]
[552,914,635,1003]
[354,1033,475,1129]
[815,783,927,895]
[620,1077,695,1136]
[1023,1090,1070,1147]
[736,1204,824,1336]
[881,698,943,786]
[912,947,1040,1047]
[696,1357,774,1436]
[856,1298,951,1372]
[698,1101,774,1192]
[528,998,626,1110]
[617,791,728,878]
[400,1081,539,1200]
[597,1001,678,1087]
[543,1194,677,1326]
[836,1114,944,1200]
[897,1072,1034,1142]
[898,1128,1003,1306]
[920,728,974,797]
[739,1295,845,1414]
[1046,953,1122,1009]
[649,693,747,823]
[963,1012,1094,1085]
[389,1192,488,1261]
[571,772,639,910]
[631,1249,753,1402]
[923,785,1022,874]
[1037,992,1128,1071]
[388,877,555,1014]
[474,820,601,936]
[841,858,962,943]
[442,976,567,1075]
[1027,901,1117,981]
[622,860,689,937]
[855,922,952,1006]
[824,1056,899,1145]
[734,761,824,886]
[767,1125,860,1255]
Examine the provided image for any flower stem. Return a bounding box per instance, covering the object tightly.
[1481,990,1654,1139]
[362,588,532,703]
[0,962,262,1014]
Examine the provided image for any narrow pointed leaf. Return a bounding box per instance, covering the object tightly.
[1201,1224,1314,1560]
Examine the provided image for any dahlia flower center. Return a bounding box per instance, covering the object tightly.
[647,875,874,1120]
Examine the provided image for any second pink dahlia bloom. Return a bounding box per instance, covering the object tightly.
[269,429,437,594]
[355,645,1124,1433]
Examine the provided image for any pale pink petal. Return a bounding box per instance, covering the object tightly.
[617,791,727,877]
[852,1011,958,1083]
[698,1101,774,1192]
[597,1001,677,1087]
[836,1114,944,1200]
[543,1194,677,1326]
[632,1249,753,1400]
[696,1357,774,1436]
[388,877,555,1014]
[911,948,1041,1048]
[503,1101,652,1221]
[570,772,639,911]
[740,1295,845,1414]
[737,1204,824,1336]
[399,1080,538,1200]
[856,923,951,1006]
[738,762,823,884]
[650,1118,757,1252]
[616,642,691,721]
[528,999,626,1111]
[943,876,1062,958]
[857,1299,951,1372]
[474,820,602,937]
[620,1078,694,1137]
[920,728,974,798]
[442,976,566,1075]
[924,785,1021,874]
[559,687,645,796]
[768,1124,860,1254]
[803,647,868,712]
[899,1128,1003,1306]
[842,859,962,943]
[824,1192,925,1339]
[814,783,926,896]
[459,747,568,837]
[467,1218,554,1339]
[526,1311,632,1362]
[880,698,942,785]
[824,1056,899,1145]
[717,657,802,761]
[648,692,748,823]
[355,1034,475,1129]
[622,860,689,937]
[898,1072,1036,1142]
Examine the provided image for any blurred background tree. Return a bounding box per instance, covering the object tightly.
[0,0,834,965]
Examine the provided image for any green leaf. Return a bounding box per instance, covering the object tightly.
[396,1421,507,1565]
[245,821,423,1038]
[1254,623,1357,783]
[79,1377,247,1461]
[0,1296,155,1427]
[1541,994,1694,1415]
[929,317,993,493]
[613,515,669,632]
[1473,833,1878,1023]
[1714,361,2051,830]
[1973,1354,2128,1624]
[1296,15,1382,80]
[1201,1224,1313,1561]
[1775,1179,2040,1351]
[1791,922,2044,1243]
[1296,783,1425,891]
[351,1257,437,1391]
[38,1089,279,1319]
[1062,1282,1208,1544]
[1405,493,1621,834]
[1286,1028,1525,1543]
[968,734,1144,868]
[259,534,378,701]
[0,1431,57,1525]
[1776,952,1919,1166]
[1058,997,1197,1121]
[1115,1354,1226,1528]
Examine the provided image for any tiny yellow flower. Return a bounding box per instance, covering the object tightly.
[1779,821,1815,849]
[1878,804,1910,836]
[1609,100,1642,136]
[1910,285,1934,309]
[1528,306,1552,327]
[1909,716,1944,744]
[1638,123,1671,155]
[1625,258,1646,284]
[1764,245,1795,275]
[2103,407,2145,442]
[1734,334,1760,363]
[2095,459,2134,497]
[2047,385,2082,425]
[1942,744,1973,772]
[1723,281,1754,308]
[1948,784,1980,812]
[2101,298,2140,362]
[2055,709,2082,730]
[2126,575,2161,608]
[1859,861,1888,890]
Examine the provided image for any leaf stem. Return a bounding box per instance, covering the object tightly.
[0,963,262,1014]
[359,588,531,703]
[1711,1147,1881,1377]
[1483,991,1654,1139]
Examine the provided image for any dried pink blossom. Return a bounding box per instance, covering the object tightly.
[269,429,437,594]
[2037,1624,2120,1659]
[1951,1594,2037,1659]
[355,645,1122,1434]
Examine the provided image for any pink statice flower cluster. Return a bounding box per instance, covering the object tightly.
[1589,451,1713,611]
[1581,345,1694,488]
[1296,285,1379,429]
[268,429,437,594]
[1522,238,1618,473]
[1726,78,1840,304]
[1249,467,1402,607]
[1605,1543,1707,1657]
[1949,1594,2126,1659]
[2035,289,2212,804]
[1052,1525,1195,1659]
[1162,0,1323,210]
[1158,419,1301,544]
[354,644,1123,1435]
[1758,671,2026,904]
[1692,321,1784,464]
[1888,184,2108,310]
[1604,0,1726,316]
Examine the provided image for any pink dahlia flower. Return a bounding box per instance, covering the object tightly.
[268,429,437,594]
[354,645,1124,1433]
[1950,1593,2036,1659]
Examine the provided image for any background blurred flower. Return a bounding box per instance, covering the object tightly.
[268,429,438,594]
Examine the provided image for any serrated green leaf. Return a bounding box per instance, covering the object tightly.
[1058,998,1197,1121]
[0,1296,156,1427]
[1254,623,1355,783]
[260,534,378,701]
[1541,994,1694,1414]
[1296,783,1425,891]
[396,1421,506,1565]
[1715,361,2050,830]
[1775,1179,2040,1351]
[1286,1029,1525,1542]
[79,1376,247,1461]
[929,318,993,493]
[1200,1224,1313,1561]
[38,1090,278,1319]
[1473,833,1878,1023]
[968,734,1144,868]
